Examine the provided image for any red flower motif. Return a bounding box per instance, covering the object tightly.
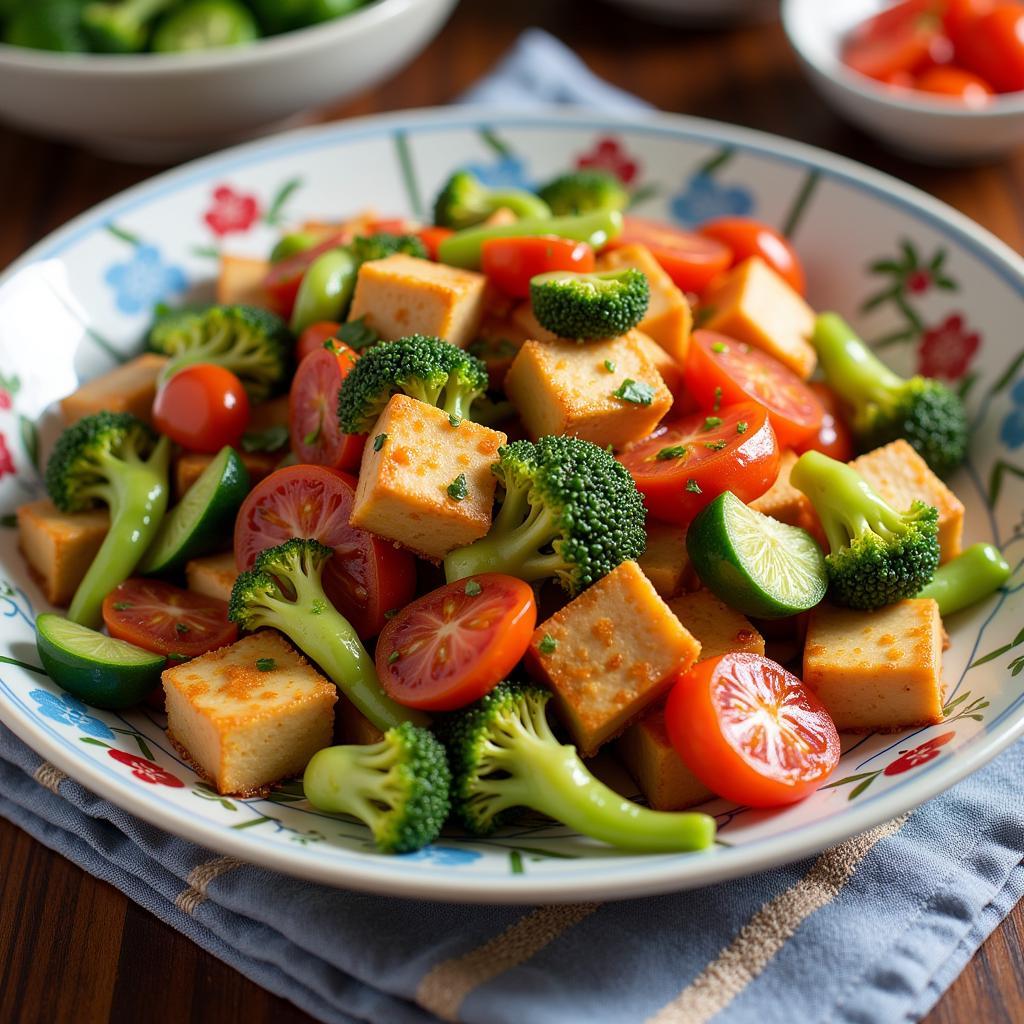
[917,313,981,380]
[204,185,261,237]
[0,391,11,411]
[883,731,955,776]
[0,434,15,479]
[108,749,184,788]
[906,269,931,294]
[576,136,639,185]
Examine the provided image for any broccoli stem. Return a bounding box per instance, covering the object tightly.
[491,735,716,852]
[444,502,559,584]
[68,438,171,629]
[281,572,427,730]
[917,542,1012,616]
[813,313,904,414]
[303,743,397,831]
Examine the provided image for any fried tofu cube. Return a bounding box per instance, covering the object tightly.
[350,394,506,559]
[631,328,685,400]
[347,254,487,349]
[668,589,765,661]
[174,450,279,500]
[59,353,168,426]
[17,499,108,606]
[248,394,291,434]
[504,332,672,448]
[597,243,693,363]
[510,301,558,343]
[750,449,815,530]
[703,258,816,379]
[851,439,964,564]
[526,560,701,756]
[217,254,270,307]
[616,705,713,810]
[164,632,336,796]
[469,314,532,391]
[186,552,239,604]
[335,697,385,746]
[638,522,693,599]
[803,599,944,732]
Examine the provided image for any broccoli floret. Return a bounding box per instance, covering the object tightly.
[229,539,426,730]
[916,542,1011,616]
[45,412,170,628]
[337,334,488,434]
[303,722,450,854]
[433,170,551,230]
[443,435,646,595]
[347,231,428,264]
[813,313,968,476]
[536,170,630,216]
[82,0,174,52]
[790,450,940,610]
[443,681,715,851]
[148,304,292,401]
[530,268,650,340]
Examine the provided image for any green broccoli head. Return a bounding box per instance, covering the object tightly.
[791,450,940,610]
[813,313,968,476]
[432,170,551,230]
[444,435,647,595]
[337,334,489,434]
[148,303,292,401]
[536,170,630,216]
[529,268,650,340]
[348,232,428,265]
[303,721,451,854]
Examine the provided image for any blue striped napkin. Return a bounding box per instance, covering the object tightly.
[2,29,1023,1024]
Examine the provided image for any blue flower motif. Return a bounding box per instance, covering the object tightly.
[29,690,114,740]
[671,173,755,226]
[462,155,534,192]
[1000,378,1024,449]
[396,844,482,866]
[104,244,187,316]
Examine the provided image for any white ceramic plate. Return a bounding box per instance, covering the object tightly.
[0,109,1021,903]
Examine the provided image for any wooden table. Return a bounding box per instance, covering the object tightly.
[1,2,1022,1020]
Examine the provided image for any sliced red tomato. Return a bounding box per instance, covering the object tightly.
[103,579,237,659]
[794,383,856,463]
[842,0,945,81]
[234,465,416,638]
[295,321,341,362]
[417,226,455,261]
[915,64,995,103]
[376,574,537,711]
[481,236,596,298]
[289,340,364,471]
[617,402,779,526]
[944,0,995,44]
[666,652,840,807]
[153,364,250,454]
[263,232,349,318]
[957,4,1024,93]
[698,218,806,295]
[605,217,732,294]
[684,330,824,448]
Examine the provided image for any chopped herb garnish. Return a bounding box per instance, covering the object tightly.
[336,316,381,351]
[113,601,133,611]
[168,653,188,661]
[713,386,723,412]
[175,622,190,635]
[384,608,399,620]
[449,413,463,427]
[388,650,401,664]
[604,359,616,372]
[303,418,322,447]
[705,439,728,451]
[685,479,703,494]
[373,433,388,452]
[612,379,655,405]
[242,425,289,453]
[464,579,483,597]
[711,340,728,353]
[702,416,723,431]
[736,421,749,434]
[656,444,688,461]
[256,658,276,672]
[694,305,717,328]
[538,634,558,654]
[311,598,327,616]
[447,473,469,501]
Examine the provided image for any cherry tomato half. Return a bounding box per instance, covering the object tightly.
[606,217,732,293]
[264,232,349,318]
[153,364,249,454]
[943,0,995,45]
[915,64,995,104]
[957,4,1024,93]
[684,330,824,448]
[376,574,537,711]
[481,236,596,298]
[103,579,237,659]
[417,225,455,261]
[617,402,779,526]
[698,217,806,295]
[842,0,945,82]
[289,340,365,471]
[295,321,341,362]
[793,381,856,463]
[234,465,416,639]
[666,652,840,807]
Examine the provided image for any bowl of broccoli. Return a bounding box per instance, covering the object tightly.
[0,0,457,160]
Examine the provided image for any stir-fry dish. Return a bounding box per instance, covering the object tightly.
[22,166,1012,855]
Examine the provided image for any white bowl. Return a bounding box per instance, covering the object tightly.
[604,0,777,26]
[0,0,457,162]
[782,0,1024,163]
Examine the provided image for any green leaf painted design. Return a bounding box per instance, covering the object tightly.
[18,415,38,471]
[264,178,303,227]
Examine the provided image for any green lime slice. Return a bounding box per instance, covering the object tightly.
[686,491,827,619]
[139,446,250,575]
[36,613,166,710]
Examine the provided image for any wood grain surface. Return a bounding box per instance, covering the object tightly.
[1,2,1022,1021]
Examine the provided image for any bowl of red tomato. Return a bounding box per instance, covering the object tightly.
[782,0,1024,162]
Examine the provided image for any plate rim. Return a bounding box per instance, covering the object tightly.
[1,105,1021,903]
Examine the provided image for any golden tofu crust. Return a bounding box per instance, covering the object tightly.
[668,589,765,662]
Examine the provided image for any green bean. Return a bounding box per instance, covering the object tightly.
[916,543,1012,616]
[270,231,322,264]
[290,248,357,334]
